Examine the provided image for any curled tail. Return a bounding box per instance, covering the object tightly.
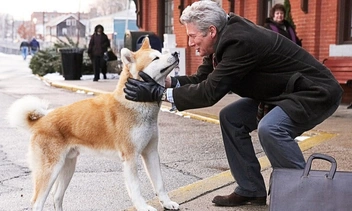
[7,95,50,132]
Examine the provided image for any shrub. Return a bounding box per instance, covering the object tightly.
[29,36,93,76]
[29,48,61,76]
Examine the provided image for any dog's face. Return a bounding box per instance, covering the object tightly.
[120,37,179,86]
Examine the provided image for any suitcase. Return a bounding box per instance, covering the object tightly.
[269,153,352,211]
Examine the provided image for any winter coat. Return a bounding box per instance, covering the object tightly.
[20,41,30,48]
[173,14,343,124]
[264,18,301,46]
[87,25,110,58]
[29,39,40,51]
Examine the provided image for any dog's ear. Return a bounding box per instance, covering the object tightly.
[120,48,135,65]
[140,37,151,50]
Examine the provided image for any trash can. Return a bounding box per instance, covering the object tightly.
[124,30,157,51]
[136,34,162,52]
[59,48,85,80]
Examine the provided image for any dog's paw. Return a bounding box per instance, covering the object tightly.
[136,205,157,211]
[163,201,179,210]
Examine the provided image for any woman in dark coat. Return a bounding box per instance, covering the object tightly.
[88,24,110,81]
[264,3,302,46]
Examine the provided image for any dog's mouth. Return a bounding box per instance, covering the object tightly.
[160,52,180,74]
[160,59,179,74]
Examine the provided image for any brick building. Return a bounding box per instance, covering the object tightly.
[133,0,352,76]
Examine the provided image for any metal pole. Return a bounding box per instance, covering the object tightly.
[42,12,45,41]
[12,18,14,41]
[125,0,130,32]
[77,0,81,46]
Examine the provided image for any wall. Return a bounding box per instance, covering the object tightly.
[143,0,346,75]
[291,0,339,62]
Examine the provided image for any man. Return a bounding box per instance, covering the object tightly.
[88,24,110,81]
[124,0,343,207]
[29,38,40,55]
[19,40,30,60]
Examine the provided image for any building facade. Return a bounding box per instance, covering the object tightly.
[133,0,352,75]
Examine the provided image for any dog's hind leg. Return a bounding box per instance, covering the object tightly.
[51,148,79,211]
[123,155,157,211]
[141,137,179,210]
[30,146,66,211]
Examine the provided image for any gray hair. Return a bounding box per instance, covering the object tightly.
[180,0,228,35]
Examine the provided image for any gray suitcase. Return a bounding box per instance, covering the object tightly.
[269,153,352,211]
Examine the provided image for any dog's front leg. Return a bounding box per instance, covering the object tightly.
[123,156,157,211]
[141,138,179,210]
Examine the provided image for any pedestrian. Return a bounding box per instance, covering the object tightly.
[123,0,343,207]
[264,3,302,46]
[87,24,111,81]
[19,40,30,60]
[29,37,40,55]
[170,65,180,112]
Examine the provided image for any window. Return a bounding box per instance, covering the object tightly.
[72,19,76,26]
[258,0,272,26]
[66,19,71,26]
[339,0,352,44]
[165,0,174,34]
[62,28,67,35]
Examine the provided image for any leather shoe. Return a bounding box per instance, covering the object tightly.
[212,192,266,206]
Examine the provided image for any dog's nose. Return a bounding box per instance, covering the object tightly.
[172,52,178,58]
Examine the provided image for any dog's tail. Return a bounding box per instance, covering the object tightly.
[7,95,50,132]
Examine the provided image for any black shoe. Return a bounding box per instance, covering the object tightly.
[93,79,99,82]
[212,192,266,206]
[103,74,107,79]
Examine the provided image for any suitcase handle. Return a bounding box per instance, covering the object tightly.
[302,153,337,179]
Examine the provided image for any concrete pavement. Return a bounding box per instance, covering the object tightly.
[41,75,352,211]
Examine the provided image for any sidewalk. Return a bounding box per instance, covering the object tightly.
[43,76,352,211]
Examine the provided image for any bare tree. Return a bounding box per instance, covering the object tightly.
[93,0,128,16]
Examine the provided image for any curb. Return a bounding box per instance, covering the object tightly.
[124,131,336,211]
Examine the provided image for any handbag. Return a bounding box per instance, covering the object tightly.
[269,153,352,211]
[104,50,117,62]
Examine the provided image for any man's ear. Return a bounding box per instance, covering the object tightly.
[209,25,217,38]
[120,48,135,65]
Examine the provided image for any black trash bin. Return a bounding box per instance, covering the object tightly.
[136,34,162,52]
[59,48,85,80]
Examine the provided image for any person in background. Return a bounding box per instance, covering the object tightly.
[264,3,302,46]
[19,40,30,60]
[88,24,110,81]
[29,38,40,55]
[123,0,343,207]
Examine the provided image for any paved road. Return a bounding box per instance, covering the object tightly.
[0,53,265,211]
[3,53,351,211]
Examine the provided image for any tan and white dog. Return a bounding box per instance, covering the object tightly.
[7,37,180,211]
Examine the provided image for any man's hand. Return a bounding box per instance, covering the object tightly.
[124,71,166,102]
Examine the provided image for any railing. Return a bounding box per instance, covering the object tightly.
[0,40,20,55]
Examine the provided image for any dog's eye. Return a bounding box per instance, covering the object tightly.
[152,57,159,61]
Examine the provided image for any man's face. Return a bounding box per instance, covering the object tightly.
[185,23,215,57]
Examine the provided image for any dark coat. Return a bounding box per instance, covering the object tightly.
[29,38,40,50]
[20,41,30,48]
[88,25,110,57]
[264,18,301,46]
[173,14,343,124]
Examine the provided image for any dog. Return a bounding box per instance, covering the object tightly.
[7,37,180,211]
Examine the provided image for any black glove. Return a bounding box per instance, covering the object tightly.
[170,76,179,88]
[124,71,165,102]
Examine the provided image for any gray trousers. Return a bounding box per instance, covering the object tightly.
[219,98,340,197]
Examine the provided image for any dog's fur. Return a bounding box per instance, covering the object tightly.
[7,38,179,211]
